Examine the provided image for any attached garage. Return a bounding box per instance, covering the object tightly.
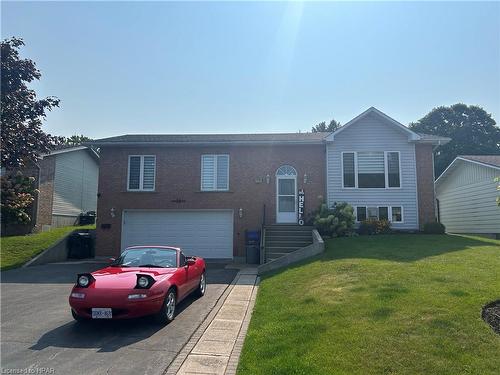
[121,210,234,259]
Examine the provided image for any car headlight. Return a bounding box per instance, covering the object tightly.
[135,274,155,289]
[76,273,94,288]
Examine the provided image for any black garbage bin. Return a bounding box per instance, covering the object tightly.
[245,230,261,264]
[68,232,94,259]
[78,211,96,225]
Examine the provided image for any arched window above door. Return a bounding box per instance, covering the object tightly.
[276,165,297,176]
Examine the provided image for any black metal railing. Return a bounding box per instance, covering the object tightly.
[260,204,266,264]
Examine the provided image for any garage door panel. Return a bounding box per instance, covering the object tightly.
[122,210,233,259]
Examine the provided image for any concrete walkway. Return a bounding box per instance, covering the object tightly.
[167,268,259,375]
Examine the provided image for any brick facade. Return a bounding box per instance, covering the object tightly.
[95,144,326,258]
[415,143,436,227]
[35,156,56,229]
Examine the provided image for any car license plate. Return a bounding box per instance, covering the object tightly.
[92,308,112,319]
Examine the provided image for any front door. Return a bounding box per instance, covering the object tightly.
[276,166,297,223]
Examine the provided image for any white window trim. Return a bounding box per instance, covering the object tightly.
[341,151,357,189]
[127,155,156,192]
[342,151,401,189]
[385,151,402,189]
[201,154,230,192]
[354,205,404,223]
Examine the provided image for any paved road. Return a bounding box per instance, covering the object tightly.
[1,261,237,375]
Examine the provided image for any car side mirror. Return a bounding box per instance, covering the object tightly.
[186,258,196,266]
[109,257,116,263]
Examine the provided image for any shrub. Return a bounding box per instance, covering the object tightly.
[313,202,355,237]
[423,221,446,234]
[358,219,392,235]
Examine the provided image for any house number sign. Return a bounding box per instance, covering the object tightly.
[298,189,305,226]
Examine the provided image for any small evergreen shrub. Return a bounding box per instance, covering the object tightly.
[313,202,355,237]
[423,221,446,234]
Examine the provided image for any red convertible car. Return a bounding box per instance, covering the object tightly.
[69,246,206,324]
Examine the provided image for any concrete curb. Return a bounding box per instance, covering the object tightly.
[224,276,260,375]
[257,229,324,275]
[164,270,241,374]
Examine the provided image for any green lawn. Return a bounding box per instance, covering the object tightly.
[238,234,500,375]
[0,225,95,270]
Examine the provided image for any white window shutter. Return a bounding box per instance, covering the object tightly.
[142,156,156,190]
[201,155,216,190]
[216,155,229,190]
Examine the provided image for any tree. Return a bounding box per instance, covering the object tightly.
[1,37,62,170]
[312,118,341,133]
[63,134,92,146]
[409,104,500,177]
[1,37,61,225]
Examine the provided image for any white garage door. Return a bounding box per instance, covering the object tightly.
[121,210,234,259]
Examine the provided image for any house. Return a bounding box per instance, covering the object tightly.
[435,155,500,237]
[90,107,450,261]
[34,145,99,230]
[326,107,450,230]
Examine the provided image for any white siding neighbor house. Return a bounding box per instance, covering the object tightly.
[326,107,450,230]
[36,146,99,229]
[435,155,500,236]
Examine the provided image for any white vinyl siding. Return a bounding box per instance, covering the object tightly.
[327,112,418,230]
[121,210,234,258]
[201,155,229,191]
[436,161,500,234]
[128,155,156,191]
[52,150,98,217]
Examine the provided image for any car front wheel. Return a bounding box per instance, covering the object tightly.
[156,289,176,325]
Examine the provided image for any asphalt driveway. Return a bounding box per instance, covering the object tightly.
[1,261,238,375]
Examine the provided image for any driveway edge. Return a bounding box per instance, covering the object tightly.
[224,276,260,375]
[164,270,240,374]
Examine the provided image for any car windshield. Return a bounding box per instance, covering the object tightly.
[112,248,178,268]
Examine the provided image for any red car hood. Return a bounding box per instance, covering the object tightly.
[88,266,176,289]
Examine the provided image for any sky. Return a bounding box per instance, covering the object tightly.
[2,1,499,138]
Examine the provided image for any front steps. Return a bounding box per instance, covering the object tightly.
[264,225,313,262]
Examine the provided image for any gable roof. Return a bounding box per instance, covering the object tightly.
[325,107,451,145]
[41,145,100,163]
[89,132,330,146]
[435,155,500,187]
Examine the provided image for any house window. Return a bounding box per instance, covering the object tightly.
[392,206,403,222]
[356,207,367,222]
[356,206,397,222]
[342,151,401,188]
[358,152,385,188]
[342,152,356,188]
[201,155,229,191]
[387,152,401,188]
[128,155,156,191]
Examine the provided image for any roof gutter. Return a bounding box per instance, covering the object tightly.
[86,140,327,147]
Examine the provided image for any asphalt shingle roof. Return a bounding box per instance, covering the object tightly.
[460,155,500,168]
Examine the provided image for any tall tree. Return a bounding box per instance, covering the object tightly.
[1,37,61,225]
[409,104,500,177]
[312,118,341,133]
[63,134,92,146]
[1,37,61,170]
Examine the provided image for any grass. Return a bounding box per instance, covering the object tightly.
[0,225,95,270]
[238,234,500,375]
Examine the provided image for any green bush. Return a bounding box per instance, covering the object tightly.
[358,219,392,235]
[313,202,355,237]
[423,221,446,234]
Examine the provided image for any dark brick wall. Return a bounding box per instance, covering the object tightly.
[95,144,326,257]
[415,143,436,227]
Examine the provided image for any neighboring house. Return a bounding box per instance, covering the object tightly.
[435,155,500,237]
[90,107,449,260]
[35,145,99,230]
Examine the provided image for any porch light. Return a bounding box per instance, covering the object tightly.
[303,173,308,184]
[239,208,243,218]
[265,174,270,184]
[110,207,116,218]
